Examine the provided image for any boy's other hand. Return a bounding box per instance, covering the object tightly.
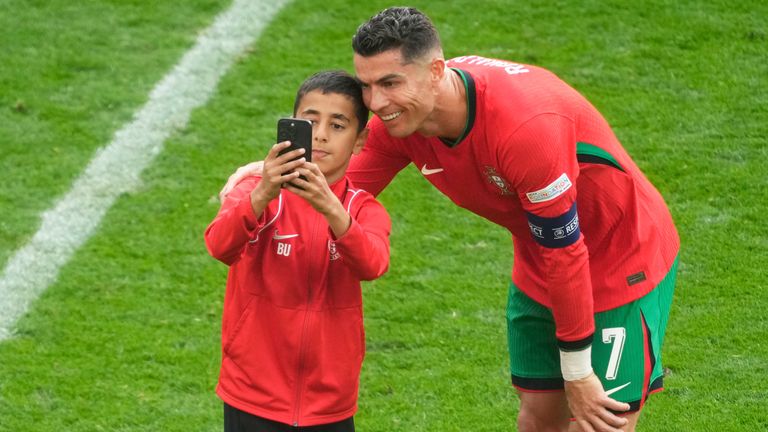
[286,163,351,237]
[284,162,335,212]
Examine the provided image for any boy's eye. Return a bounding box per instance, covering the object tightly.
[332,123,345,130]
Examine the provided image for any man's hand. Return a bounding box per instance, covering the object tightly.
[220,161,263,201]
[564,373,630,432]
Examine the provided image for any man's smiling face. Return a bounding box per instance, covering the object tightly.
[354,48,437,138]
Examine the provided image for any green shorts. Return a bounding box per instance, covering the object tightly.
[506,258,678,411]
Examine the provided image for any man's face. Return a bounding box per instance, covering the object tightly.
[354,49,437,138]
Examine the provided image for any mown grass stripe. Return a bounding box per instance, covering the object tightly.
[0,0,290,341]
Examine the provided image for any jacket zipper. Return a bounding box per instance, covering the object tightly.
[291,211,321,426]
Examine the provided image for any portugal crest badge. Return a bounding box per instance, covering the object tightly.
[484,166,513,196]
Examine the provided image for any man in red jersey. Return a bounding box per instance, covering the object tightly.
[221,7,679,432]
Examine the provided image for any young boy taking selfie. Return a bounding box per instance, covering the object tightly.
[205,70,391,432]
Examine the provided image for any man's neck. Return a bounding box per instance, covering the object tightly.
[418,68,467,140]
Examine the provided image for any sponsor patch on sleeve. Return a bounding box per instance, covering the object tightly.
[525,173,572,203]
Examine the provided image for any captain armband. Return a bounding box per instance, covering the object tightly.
[526,202,580,248]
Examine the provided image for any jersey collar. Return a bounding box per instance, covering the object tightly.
[439,68,476,148]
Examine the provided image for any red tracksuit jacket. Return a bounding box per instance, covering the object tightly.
[204,175,391,426]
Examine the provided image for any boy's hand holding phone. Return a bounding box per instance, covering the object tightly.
[220,118,312,200]
[249,141,305,214]
[248,117,350,236]
[250,117,314,205]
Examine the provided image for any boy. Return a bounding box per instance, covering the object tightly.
[204,70,391,432]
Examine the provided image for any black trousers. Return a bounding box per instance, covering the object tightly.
[224,403,355,432]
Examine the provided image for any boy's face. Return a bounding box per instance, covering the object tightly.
[295,90,367,185]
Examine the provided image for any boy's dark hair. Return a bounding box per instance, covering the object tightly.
[352,7,441,63]
[293,70,369,133]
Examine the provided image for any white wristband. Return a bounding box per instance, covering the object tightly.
[560,346,593,381]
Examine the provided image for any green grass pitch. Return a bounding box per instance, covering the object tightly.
[1,0,766,430]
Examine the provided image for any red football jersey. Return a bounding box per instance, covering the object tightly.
[347,56,679,344]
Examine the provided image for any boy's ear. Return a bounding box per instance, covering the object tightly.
[352,127,369,155]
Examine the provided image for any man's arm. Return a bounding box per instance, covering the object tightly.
[501,114,629,429]
[344,123,410,196]
[501,114,595,347]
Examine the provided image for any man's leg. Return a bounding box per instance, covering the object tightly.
[566,412,640,432]
[507,282,571,431]
[517,391,570,432]
[517,391,642,432]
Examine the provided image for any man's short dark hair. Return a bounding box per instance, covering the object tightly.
[293,70,369,133]
[352,7,441,63]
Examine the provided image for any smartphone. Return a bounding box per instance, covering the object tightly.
[276,117,312,185]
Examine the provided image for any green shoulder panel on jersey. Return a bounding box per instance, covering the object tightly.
[576,142,625,172]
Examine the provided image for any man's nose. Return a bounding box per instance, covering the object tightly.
[368,86,388,112]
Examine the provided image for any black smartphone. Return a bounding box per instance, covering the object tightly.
[276,117,312,185]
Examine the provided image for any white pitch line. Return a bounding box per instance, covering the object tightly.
[0,0,290,341]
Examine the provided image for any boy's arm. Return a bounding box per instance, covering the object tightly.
[204,177,268,265]
[332,195,391,281]
[285,163,391,280]
[206,142,308,264]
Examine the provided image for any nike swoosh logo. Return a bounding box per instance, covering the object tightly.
[273,231,299,240]
[605,382,631,396]
[421,164,444,176]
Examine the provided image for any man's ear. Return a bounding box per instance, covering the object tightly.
[430,56,446,82]
[352,127,369,155]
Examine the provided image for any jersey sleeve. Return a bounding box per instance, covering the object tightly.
[346,121,411,196]
[499,113,595,348]
[332,193,392,281]
[204,176,268,266]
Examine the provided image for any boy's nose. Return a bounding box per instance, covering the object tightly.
[313,126,329,143]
